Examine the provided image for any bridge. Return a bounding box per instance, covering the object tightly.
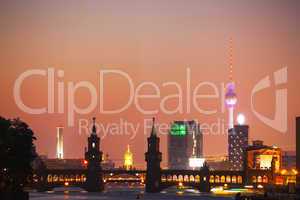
[31,118,274,192]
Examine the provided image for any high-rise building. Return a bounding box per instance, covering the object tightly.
[56,126,63,159]
[168,120,203,169]
[228,124,248,171]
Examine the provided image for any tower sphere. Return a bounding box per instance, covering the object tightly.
[225,82,237,107]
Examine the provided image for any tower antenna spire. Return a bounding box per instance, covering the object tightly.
[92,117,97,134]
[151,117,156,136]
[229,37,234,82]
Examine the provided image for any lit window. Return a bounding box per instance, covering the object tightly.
[226,176,231,183]
[209,176,214,183]
[237,176,243,183]
[221,176,225,183]
[215,176,220,183]
[92,142,95,148]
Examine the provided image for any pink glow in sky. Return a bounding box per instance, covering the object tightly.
[0,0,299,168]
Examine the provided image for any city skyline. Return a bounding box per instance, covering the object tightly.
[0,0,299,169]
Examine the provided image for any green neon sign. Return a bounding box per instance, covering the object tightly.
[170,123,187,136]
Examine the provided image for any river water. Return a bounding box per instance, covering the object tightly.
[29,184,234,200]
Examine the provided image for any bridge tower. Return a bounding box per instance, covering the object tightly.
[84,117,104,192]
[199,162,211,192]
[145,117,162,193]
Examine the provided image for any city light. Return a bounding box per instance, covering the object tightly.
[56,126,64,159]
[178,182,183,187]
[257,184,264,189]
[259,155,273,169]
[170,123,187,136]
[189,157,205,168]
[124,145,133,170]
[292,169,298,175]
[211,186,224,193]
[211,187,251,195]
[281,169,287,175]
[237,113,246,125]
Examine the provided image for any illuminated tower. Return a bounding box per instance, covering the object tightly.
[225,40,248,171]
[56,126,63,159]
[124,145,133,170]
[225,39,237,130]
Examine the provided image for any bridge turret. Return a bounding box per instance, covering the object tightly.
[199,161,211,192]
[84,117,104,192]
[145,117,162,193]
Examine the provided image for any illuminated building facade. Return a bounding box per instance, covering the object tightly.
[56,126,64,159]
[228,124,249,171]
[245,140,281,172]
[124,145,133,170]
[168,120,203,169]
[204,155,231,170]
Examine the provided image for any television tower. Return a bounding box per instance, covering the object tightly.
[56,126,64,159]
[225,38,237,130]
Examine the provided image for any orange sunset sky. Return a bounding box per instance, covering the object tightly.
[0,0,300,168]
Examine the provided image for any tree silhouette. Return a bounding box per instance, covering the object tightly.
[0,117,37,193]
